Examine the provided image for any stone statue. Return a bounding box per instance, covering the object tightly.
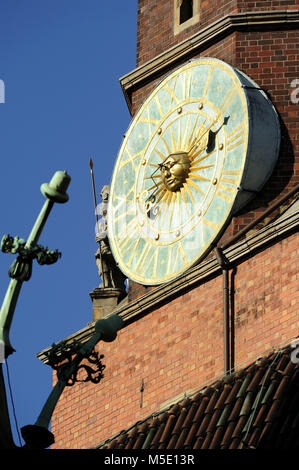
[95,185,126,291]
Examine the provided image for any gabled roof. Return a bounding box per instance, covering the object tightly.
[98,342,299,449]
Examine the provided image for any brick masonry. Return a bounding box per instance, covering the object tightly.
[136,0,299,68]
[50,0,299,449]
[51,231,299,448]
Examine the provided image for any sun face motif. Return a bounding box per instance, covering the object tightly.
[137,115,216,237]
[108,58,280,285]
[151,120,212,195]
[160,152,190,192]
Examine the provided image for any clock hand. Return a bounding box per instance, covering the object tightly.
[145,167,161,204]
[143,158,172,206]
[188,117,216,155]
[188,114,229,156]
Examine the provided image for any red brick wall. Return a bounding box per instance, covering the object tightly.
[136,0,238,67]
[51,231,299,448]
[136,0,299,69]
[235,233,299,366]
[238,0,299,14]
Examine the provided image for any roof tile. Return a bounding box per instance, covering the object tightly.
[224,378,243,405]
[217,402,232,427]
[192,394,210,421]
[205,387,221,414]
[247,368,266,393]
[239,391,253,416]
[247,427,261,448]
[206,408,222,434]
[194,412,211,438]
[184,422,200,448]
[141,425,157,449]
[220,420,238,448]
[236,373,253,398]
[181,400,198,429]
[132,422,148,449]
[227,396,243,421]
[214,383,232,410]
[273,375,290,400]
[201,431,214,449]
[158,413,176,449]
[209,425,225,449]
[174,427,190,449]
[149,417,166,449]
[260,380,277,405]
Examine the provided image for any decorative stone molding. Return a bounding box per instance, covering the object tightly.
[120,10,299,113]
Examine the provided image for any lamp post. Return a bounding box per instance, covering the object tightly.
[0,170,71,450]
[0,170,123,450]
[0,170,71,358]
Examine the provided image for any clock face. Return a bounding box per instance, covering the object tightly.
[108,58,280,285]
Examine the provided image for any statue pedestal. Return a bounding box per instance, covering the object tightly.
[89,287,126,322]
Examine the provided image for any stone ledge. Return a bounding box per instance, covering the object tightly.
[120,9,299,113]
[37,198,299,364]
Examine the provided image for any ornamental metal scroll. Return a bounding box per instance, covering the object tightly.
[45,339,106,386]
[1,235,61,282]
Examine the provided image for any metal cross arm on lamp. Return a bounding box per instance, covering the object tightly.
[20,314,123,449]
[0,170,71,359]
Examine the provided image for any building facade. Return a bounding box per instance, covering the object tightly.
[38,0,299,449]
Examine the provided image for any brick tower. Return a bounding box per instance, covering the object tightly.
[38,1,299,450]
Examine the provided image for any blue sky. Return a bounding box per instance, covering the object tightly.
[0,0,138,446]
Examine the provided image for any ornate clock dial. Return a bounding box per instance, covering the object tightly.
[108,58,280,285]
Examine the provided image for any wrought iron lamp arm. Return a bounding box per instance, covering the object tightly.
[21,314,123,449]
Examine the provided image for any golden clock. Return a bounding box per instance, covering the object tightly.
[107,58,280,285]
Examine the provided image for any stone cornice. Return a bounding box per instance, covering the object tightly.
[37,197,299,364]
[120,9,299,113]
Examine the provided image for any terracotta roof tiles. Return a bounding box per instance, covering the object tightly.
[98,343,299,450]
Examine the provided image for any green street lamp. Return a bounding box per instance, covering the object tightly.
[0,170,124,450]
[0,170,71,358]
[0,170,71,450]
